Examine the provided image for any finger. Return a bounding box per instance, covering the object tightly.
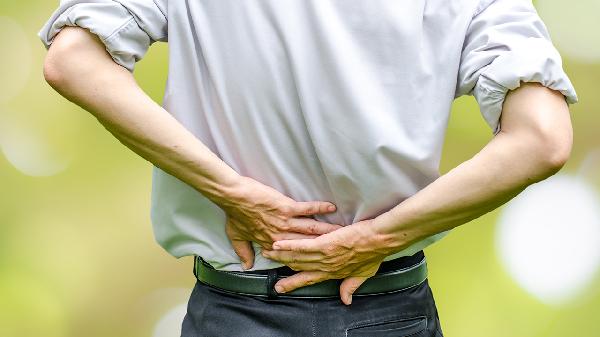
[256,233,318,252]
[286,217,343,235]
[274,271,329,294]
[273,232,319,241]
[339,276,368,305]
[261,249,322,263]
[225,218,255,269]
[271,238,320,252]
[291,201,337,217]
[231,239,255,270]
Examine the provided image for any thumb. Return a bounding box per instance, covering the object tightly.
[225,218,255,270]
[339,276,368,305]
[231,239,255,270]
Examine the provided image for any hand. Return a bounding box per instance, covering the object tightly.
[261,218,396,305]
[217,176,343,269]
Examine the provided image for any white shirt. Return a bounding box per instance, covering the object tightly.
[39,0,578,271]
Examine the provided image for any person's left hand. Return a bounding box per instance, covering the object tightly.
[261,218,398,305]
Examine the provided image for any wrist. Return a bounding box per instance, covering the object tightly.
[196,170,244,207]
[369,211,420,256]
[349,217,402,258]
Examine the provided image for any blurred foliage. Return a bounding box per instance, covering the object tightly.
[1,1,599,337]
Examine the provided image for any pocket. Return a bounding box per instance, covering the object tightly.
[346,316,427,337]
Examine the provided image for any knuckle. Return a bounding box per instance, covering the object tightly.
[322,244,337,255]
[297,203,311,215]
[279,204,294,216]
[278,222,291,232]
[303,278,316,286]
[269,233,282,242]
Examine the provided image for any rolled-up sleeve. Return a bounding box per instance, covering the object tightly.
[38,0,168,72]
[455,0,578,135]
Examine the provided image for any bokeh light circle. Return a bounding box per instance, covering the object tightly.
[0,111,70,176]
[495,174,600,305]
[536,0,600,63]
[0,16,32,103]
[152,303,188,337]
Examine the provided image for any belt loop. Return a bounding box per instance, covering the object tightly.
[266,269,279,299]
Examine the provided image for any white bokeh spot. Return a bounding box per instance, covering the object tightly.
[0,16,31,103]
[496,173,600,305]
[153,303,188,337]
[0,112,70,177]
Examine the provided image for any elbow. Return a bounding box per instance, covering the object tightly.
[43,42,74,91]
[43,53,66,90]
[542,137,572,174]
[532,122,573,177]
[42,27,92,90]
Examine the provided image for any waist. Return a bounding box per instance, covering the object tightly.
[193,250,427,298]
[243,250,425,276]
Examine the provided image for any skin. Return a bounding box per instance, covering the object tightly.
[43,27,342,271]
[44,26,573,306]
[263,75,573,304]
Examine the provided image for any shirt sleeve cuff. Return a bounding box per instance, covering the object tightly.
[472,37,579,136]
[38,2,153,72]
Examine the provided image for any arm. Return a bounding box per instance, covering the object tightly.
[264,0,578,303]
[264,82,573,304]
[43,27,241,204]
[43,27,341,269]
[374,81,572,250]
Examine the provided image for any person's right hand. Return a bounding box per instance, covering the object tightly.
[216,175,342,270]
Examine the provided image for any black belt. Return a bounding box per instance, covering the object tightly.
[193,250,427,299]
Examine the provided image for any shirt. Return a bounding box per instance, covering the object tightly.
[39,0,578,271]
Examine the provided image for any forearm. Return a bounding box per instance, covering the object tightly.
[43,27,240,204]
[373,83,573,253]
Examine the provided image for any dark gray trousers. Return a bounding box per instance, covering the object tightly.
[180,277,444,337]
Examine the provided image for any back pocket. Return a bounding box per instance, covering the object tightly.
[346,316,427,337]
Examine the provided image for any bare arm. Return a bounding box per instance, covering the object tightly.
[43,27,240,203]
[265,82,573,304]
[43,27,341,269]
[373,81,572,249]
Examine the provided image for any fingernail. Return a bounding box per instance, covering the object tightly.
[328,205,336,211]
[347,295,352,305]
[272,243,280,250]
[274,285,284,293]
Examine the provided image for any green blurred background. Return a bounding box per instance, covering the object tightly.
[1,1,599,336]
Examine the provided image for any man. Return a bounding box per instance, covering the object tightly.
[39,0,577,336]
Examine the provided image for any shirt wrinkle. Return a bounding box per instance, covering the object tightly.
[38,0,578,271]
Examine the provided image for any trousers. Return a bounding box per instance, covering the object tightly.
[180,271,445,336]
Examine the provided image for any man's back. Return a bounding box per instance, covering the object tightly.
[38,0,578,334]
[153,0,479,269]
[39,0,577,271]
